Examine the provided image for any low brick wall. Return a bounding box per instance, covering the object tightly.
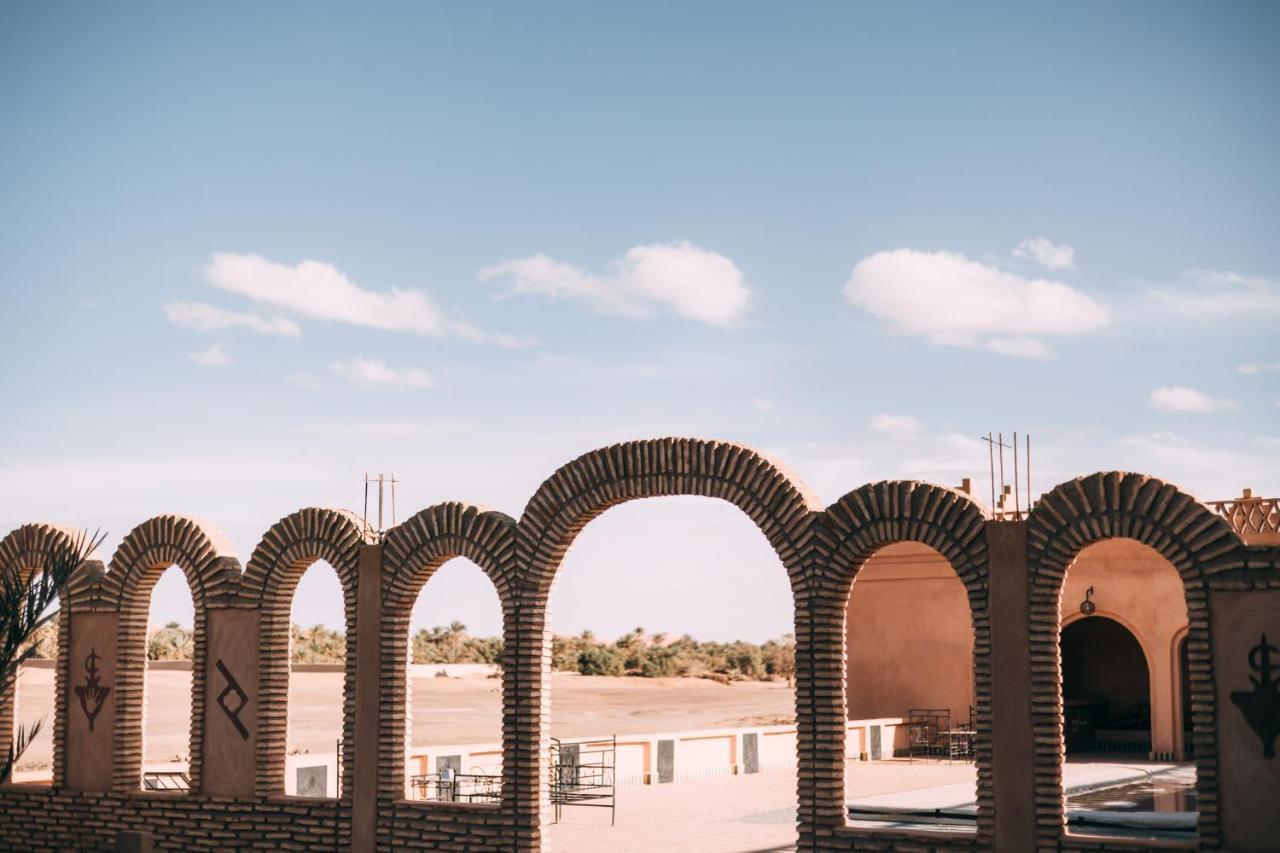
[0,439,1275,852]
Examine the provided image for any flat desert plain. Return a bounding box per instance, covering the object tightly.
[15,666,795,769]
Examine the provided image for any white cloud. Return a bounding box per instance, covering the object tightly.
[480,241,752,326]
[189,344,230,367]
[330,357,434,389]
[1149,385,1238,413]
[868,413,922,437]
[752,398,775,414]
[204,252,523,346]
[1013,237,1076,271]
[165,301,301,337]
[1145,270,1280,318]
[1238,362,1280,375]
[843,249,1109,358]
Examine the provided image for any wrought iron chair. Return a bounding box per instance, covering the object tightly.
[906,708,950,762]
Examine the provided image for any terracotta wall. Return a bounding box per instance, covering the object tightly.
[847,538,1193,758]
[845,543,974,723]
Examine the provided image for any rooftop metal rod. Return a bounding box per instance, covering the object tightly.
[1013,431,1021,520]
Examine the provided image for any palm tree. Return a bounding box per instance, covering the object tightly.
[0,529,103,783]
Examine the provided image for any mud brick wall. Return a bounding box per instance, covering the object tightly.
[0,438,1276,852]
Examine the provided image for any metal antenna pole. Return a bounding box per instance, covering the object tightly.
[997,432,1006,514]
[1013,431,1021,520]
[363,473,370,532]
[377,473,385,532]
[1026,434,1032,511]
[984,432,996,513]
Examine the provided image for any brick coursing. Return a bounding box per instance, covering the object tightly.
[0,443,1275,851]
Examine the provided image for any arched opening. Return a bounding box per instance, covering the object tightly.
[8,592,59,784]
[1057,538,1197,840]
[403,558,504,802]
[843,542,978,834]
[544,496,798,853]
[284,560,346,798]
[142,564,196,791]
[1060,617,1150,754]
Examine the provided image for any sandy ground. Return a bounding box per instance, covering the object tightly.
[14,667,796,769]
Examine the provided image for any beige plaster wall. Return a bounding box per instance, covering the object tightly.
[846,538,1191,758]
[845,543,974,722]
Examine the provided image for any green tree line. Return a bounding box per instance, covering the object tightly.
[28,617,795,682]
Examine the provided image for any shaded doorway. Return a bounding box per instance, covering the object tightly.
[1060,616,1150,754]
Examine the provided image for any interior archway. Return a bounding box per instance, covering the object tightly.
[1060,616,1150,754]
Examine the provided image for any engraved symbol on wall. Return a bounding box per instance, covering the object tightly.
[74,648,111,732]
[215,659,250,740]
[1230,633,1280,759]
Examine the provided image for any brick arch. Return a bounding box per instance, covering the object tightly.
[1025,471,1242,849]
[379,502,516,814]
[513,438,822,848]
[519,438,820,591]
[105,514,240,794]
[0,523,105,789]
[812,480,993,847]
[242,507,372,797]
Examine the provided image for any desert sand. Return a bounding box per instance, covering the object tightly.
[14,666,795,770]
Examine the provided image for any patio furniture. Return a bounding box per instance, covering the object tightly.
[906,708,950,762]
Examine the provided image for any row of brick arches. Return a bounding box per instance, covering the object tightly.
[0,437,1276,851]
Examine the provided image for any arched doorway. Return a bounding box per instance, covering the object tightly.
[1060,616,1150,754]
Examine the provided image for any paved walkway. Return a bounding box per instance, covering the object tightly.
[549,760,977,853]
[549,759,1191,851]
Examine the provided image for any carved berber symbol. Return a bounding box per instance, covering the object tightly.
[1230,633,1280,759]
[215,658,250,740]
[74,648,111,732]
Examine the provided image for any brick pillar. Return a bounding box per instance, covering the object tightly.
[201,608,259,796]
[351,544,382,851]
[65,610,118,792]
[986,521,1037,851]
[1210,588,1280,852]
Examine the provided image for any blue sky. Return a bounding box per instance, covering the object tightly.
[2,3,1277,640]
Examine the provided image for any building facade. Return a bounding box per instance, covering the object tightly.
[847,489,1280,762]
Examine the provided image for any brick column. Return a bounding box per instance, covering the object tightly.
[64,610,118,792]
[1210,587,1280,852]
[986,521,1037,851]
[351,544,382,851]
[201,607,259,796]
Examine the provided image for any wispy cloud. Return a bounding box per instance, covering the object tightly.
[842,249,1109,358]
[480,241,752,327]
[1013,237,1076,271]
[165,301,301,337]
[299,419,472,438]
[868,413,922,437]
[204,252,525,346]
[1238,362,1280,375]
[1144,269,1280,319]
[330,357,434,389]
[1149,385,1238,413]
[189,344,230,367]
